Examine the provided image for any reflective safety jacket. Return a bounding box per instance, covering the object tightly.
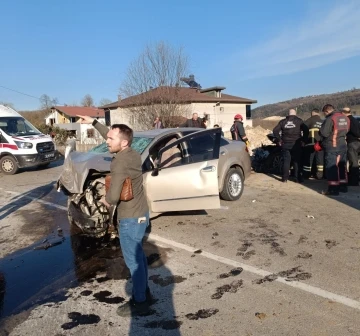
[230,121,248,142]
[319,112,350,152]
[304,115,323,146]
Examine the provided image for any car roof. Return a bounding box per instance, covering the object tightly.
[133,127,204,138]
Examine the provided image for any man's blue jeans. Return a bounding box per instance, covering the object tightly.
[119,212,149,303]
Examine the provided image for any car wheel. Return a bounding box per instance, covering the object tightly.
[220,167,244,201]
[0,156,19,175]
[67,198,76,226]
[271,154,283,174]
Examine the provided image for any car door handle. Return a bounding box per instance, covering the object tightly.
[220,151,226,156]
[201,166,216,172]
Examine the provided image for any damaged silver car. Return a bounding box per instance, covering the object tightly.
[57,127,251,238]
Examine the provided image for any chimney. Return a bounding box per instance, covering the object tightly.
[118,94,121,102]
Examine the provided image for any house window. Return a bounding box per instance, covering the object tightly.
[246,105,252,120]
[87,129,95,138]
[70,117,76,123]
[129,115,136,126]
[105,110,111,126]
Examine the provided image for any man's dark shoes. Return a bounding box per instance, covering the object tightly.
[339,185,348,193]
[324,187,340,196]
[281,178,287,183]
[146,287,157,306]
[116,299,150,317]
[293,176,304,183]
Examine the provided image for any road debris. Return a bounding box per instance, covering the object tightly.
[34,238,65,250]
[61,312,101,330]
[255,312,267,320]
[211,280,243,299]
[253,266,312,284]
[306,215,315,219]
[185,308,219,320]
[325,240,338,249]
[297,252,312,259]
[218,267,243,279]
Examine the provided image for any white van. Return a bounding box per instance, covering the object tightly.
[0,105,59,175]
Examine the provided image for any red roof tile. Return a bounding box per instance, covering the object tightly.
[100,87,257,109]
[52,106,105,117]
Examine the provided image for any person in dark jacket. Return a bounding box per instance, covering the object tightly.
[273,109,309,183]
[230,114,249,146]
[302,108,324,179]
[319,104,350,195]
[342,107,360,186]
[180,113,206,128]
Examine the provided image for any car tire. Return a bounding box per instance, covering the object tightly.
[0,156,19,175]
[220,167,244,201]
[67,198,76,226]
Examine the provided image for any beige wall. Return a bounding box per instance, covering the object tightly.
[190,102,252,130]
[109,102,253,130]
[45,110,63,125]
[110,107,132,125]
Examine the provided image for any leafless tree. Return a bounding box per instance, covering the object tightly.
[40,94,58,111]
[98,98,112,107]
[119,41,191,129]
[81,94,94,107]
[0,101,15,109]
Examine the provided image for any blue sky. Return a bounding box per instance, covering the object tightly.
[1,0,359,110]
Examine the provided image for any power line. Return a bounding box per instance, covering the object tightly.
[0,85,41,100]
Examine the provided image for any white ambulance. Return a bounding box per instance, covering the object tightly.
[0,104,59,175]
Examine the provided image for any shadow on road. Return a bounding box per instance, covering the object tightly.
[151,209,208,221]
[0,209,182,335]
[265,173,360,211]
[0,181,55,220]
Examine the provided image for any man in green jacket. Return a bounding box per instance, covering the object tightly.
[78,115,151,316]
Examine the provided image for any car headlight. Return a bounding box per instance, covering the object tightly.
[14,141,33,149]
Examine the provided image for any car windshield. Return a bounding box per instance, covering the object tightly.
[0,117,41,136]
[89,136,153,154]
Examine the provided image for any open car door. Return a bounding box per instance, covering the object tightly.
[144,128,222,213]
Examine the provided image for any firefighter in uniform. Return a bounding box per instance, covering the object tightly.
[230,114,250,148]
[273,109,308,183]
[302,108,324,179]
[319,104,350,196]
[342,107,360,186]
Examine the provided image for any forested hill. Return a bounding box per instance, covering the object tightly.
[252,88,360,119]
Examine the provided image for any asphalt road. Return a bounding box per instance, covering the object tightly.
[0,162,359,336]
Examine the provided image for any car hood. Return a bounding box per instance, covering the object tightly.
[59,151,112,194]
